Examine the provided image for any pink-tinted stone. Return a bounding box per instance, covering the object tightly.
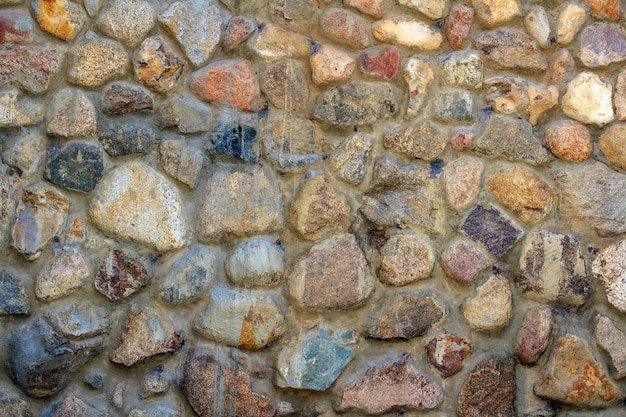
[543,120,593,162]
[358,46,400,80]
[442,156,483,211]
[425,332,472,377]
[224,15,256,51]
[445,3,474,50]
[95,248,149,301]
[458,357,516,417]
[441,239,490,284]
[32,0,86,41]
[190,59,260,111]
[320,7,370,49]
[53,393,110,417]
[450,131,474,151]
[549,48,574,84]
[0,46,64,94]
[516,307,552,365]
[586,0,621,22]
[0,9,32,45]
[580,23,626,68]
[344,0,383,17]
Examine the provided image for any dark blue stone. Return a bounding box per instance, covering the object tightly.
[211,123,259,162]
[44,142,104,193]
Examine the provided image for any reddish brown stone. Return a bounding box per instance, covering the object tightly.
[445,3,474,50]
[586,0,621,21]
[450,131,474,151]
[344,0,383,17]
[544,120,593,162]
[95,248,148,301]
[0,9,32,45]
[320,7,370,49]
[548,48,575,84]
[458,356,516,417]
[224,15,256,51]
[190,58,260,111]
[441,240,490,285]
[261,60,309,112]
[516,307,552,365]
[0,46,64,94]
[358,46,400,80]
[53,393,110,417]
[425,332,472,377]
[102,82,153,116]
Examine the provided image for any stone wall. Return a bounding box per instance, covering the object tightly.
[1,0,626,416]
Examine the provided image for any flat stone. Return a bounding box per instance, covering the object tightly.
[134,37,185,94]
[444,3,474,49]
[472,0,521,27]
[320,7,370,49]
[99,125,155,157]
[329,132,374,185]
[1,128,46,177]
[473,29,547,73]
[0,386,30,417]
[362,155,445,234]
[0,46,65,94]
[425,332,472,377]
[89,161,189,251]
[276,328,354,391]
[11,183,69,261]
[0,270,29,315]
[52,392,110,417]
[159,0,221,67]
[180,350,274,417]
[157,96,213,134]
[557,162,626,236]
[160,138,204,189]
[441,239,491,285]
[46,88,97,138]
[190,59,259,111]
[262,60,309,112]
[226,239,284,287]
[195,287,285,349]
[160,246,216,303]
[310,43,355,86]
[359,46,400,80]
[223,15,256,51]
[534,333,624,408]
[112,304,183,366]
[442,156,483,211]
[0,89,42,127]
[288,233,375,311]
[378,233,434,286]
[68,33,129,89]
[596,314,626,379]
[464,274,512,331]
[35,245,90,301]
[525,6,552,49]
[472,112,549,165]
[384,120,446,161]
[269,0,320,33]
[516,307,553,365]
[372,17,443,50]
[32,0,86,41]
[95,248,149,301]
[549,48,575,84]
[198,165,283,242]
[365,291,445,339]
[44,142,104,193]
[44,301,111,339]
[461,204,524,258]
[0,8,32,45]
[338,355,443,413]
[433,88,475,122]
[543,120,593,162]
[586,0,621,21]
[313,82,400,126]
[440,51,484,89]
[290,174,350,242]
[592,240,626,312]
[102,82,153,115]
[399,0,449,20]
[557,3,586,46]
[250,23,310,62]
[344,0,383,17]
[403,56,434,117]
[580,23,626,68]
[97,0,156,48]
[599,123,626,170]
[458,356,516,417]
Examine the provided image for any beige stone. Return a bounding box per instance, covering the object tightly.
[562,72,614,127]
[310,44,355,86]
[524,6,551,49]
[35,246,90,301]
[592,240,626,313]
[398,0,449,20]
[464,274,512,331]
[378,233,434,286]
[403,56,434,117]
[472,0,521,28]
[68,33,129,89]
[372,17,443,50]
[557,3,586,46]
[599,123,626,170]
[250,23,310,62]
[442,156,483,211]
[46,88,97,138]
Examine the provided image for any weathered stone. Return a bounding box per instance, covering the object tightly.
[290,174,350,241]
[444,3,474,49]
[269,0,320,33]
[219,0,265,13]
[226,239,284,287]
[180,350,274,417]
[473,112,549,165]
[580,23,626,68]
[52,392,110,417]
[0,386,30,417]
[310,43,355,86]
[599,123,626,170]
[0,89,42,127]
[320,7,370,49]
[441,239,491,285]
[68,33,129,89]
[461,204,524,258]
[160,246,216,303]
[557,3,586,46]
[329,133,374,185]
[425,332,472,377]
[32,0,86,41]
[365,291,445,339]
[464,274,512,331]
[95,248,149,301]
[140,368,169,398]
[450,130,474,151]
[134,37,185,94]
[102,82,153,115]
[472,0,520,27]
[458,356,516,417]
[338,355,443,413]
[160,138,204,189]
[378,233,434,286]
[549,48,575,84]
[473,29,547,73]
[586,0,621,21]
[399,0,449,20]
[44,142,104,193]
[44,301,111,339]
[433,88,475,122]
[35,245,90,301]
[440,51,484,89]
[372,17,443,50]
[534,333,624,408]
[359,46,400,80]
[0,46,65,94]
[190,59,259,111]
[198,165,283,242]
[596,314,626,379]
[97,0,156,48]
[262,60,309,112]
[403,56,434,117]
[544,120,593,162]
[99,125,155,157]
[592,240,626,312]
[195,287,284,349]
[83,0,101,17]
[288,233,375,311]
[0,9,32,45]
[157,97,213,134]
[223,15,256,51]
[112,304,183,366]
[250,23,310,62]
[46,88,97,138]
[442,156,483,211]
[615,69,626,120]
[276,328,354,390]
[525,6,552,49]
[516,307,553,365]
[557,162,626,236]
[0,270,29,315]
[89,162,188,251]
[159,0,220,67]
[1,128,46,177]
[11,183,69,261]
[384,120,446,161]
[0,172,24,250]
[362,155,445,234]
[344,0,383,17]
[313,82,400,126]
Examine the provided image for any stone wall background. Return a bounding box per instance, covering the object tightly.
[1,0,626,416]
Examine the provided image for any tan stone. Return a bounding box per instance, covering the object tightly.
[403,57,434,117]
[398,0,449,20]
[378,233,434,286]
[544,120,593,162]
[562,72,614,127]
[442,156,483,211]
[524,6,551,49]
[68,34,129,89]
[464,274,512,331]
[614,69,626,120]
[586,0,621,21]
[557,3,586,46]
[320,7,370,49]
[372,17,443,50]
[549,48,575,84]
[46,88,97,139]
[472,0,521,28]
[599,123,626,170]
[310,44,355,86]
[35,246,90,301]
[133,37,185,94]
[250,23,310,62]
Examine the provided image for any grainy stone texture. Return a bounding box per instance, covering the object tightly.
[68,33,129,89]
[262,60,309,112]
[441,239,491,285]
[226,239,284,287]
[157,97,213,134]
[134,37,185,94]
[444,3,474,49]
[95,248,149,301]
[46,88,97,139]
[99,125,154,157]
[372,17,443,50]
[159,138,204,189]
[0,46,65,94]
[544,120,593,162]
[329,132,374,185]
[516,307,552,365]
[97,0,156,48]
[160,246,216,303]
[464,274,513,331]
[442,156,483,211]
[101,82,153,116]
[403,56,434,117]
[562,72,614,127]
[472,0,521,28]
[0,270,29,315]
[190,59,259,111]
[557,3,587,46]
[378,233,434,286]
[461,205,524,258]
[580,23,626,68]
[473,29,547,73]
[250,23,310,62]
[320,8,370,49]
[1,129,45,177]
[599,123,626,170]
[310,44,355,86]
[596,314,626,379]
[223,15,255,51]
[458,356,516,417]
[426,332,472,377]
[44,142,104,193]
[35,245,90,301]
[592,240,626,313]
[0,90,41,127]
[384,120,445,161]
[52,393,110,417]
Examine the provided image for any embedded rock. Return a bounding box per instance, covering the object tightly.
[156,96,212,134]
[44,301,111,340]
[473,29,547,73]
[250,23,310,62]
[269,0,320,33]
[32,0,86,41]
[310,44,355,86]
[97,0,156,48]
[95,248,149,301]
[596,314,626,379]
[98,125,155,157]
[525,6,552,49]
[442,156,483,211]
[440,51,484,89]
[210,122,258,161]
[67,34,129,89]
[580,23,626,68]
[458,356,516,417]
[464,274,513,331]
[557,3,586,46]
[320,7,370,49]
[160,246,216,303]
[460,205,524,258]
[160,138,204,189]
[516,307,552,365]
[0,9,32,45]
[44,142,104,193]
[359,46,400,80]
[0,270,29,315]
[0,386,30,417]
[261,60,309,112]
[399,0,449,20]
[52,393,110,417]
[223,15,256,51]
[372,17,443,50]
[46,88,97,139]
[35,245,90,301]
[329,132,374,185]
[384,120,446,161]
[543,120,593,162]
[599,123,626,170]
[425,332,472,377]
[378,233,434,286]
[441,239,491,285]
[0,46,64,94]
[444,3,474,49]
[1,129,46,178]
[134,37,185,94]
[549,48,575,84]
[190,59,259,111]
[403,56,434,117]
[592,239,626,312]
[433,88,474,122]
[472,0,521,27]
[0,172,25,250]
[225,239,285,287]
[614,69,626,120]
[101,82,153,116]
[0,89,41,127]
[586,0,621,21]
[562,72,614,127]
[344,0,383,17]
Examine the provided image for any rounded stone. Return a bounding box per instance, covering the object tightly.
[372,17,443,50]
[320,7,370,49]
[32,0,86,41]
[562,72,614,127]
[440,239,490,285]
[599,123,626,170]
[464,274,512,331]
[592,240,626,313]
[544,120,593,162]
[310,44,355,86]
[225,239,285,287]
[67,33,129,89]
[97,0,156,48]
[378,233,434,286]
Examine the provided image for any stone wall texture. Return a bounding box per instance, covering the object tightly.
[2,0,626,416]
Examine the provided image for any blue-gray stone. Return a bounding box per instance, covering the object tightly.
[44,142,104,193]
[0,271,29,316]
[98,124,155,157]
[160,246,216,304]
[210,123,259,162]
[434,89,474,122]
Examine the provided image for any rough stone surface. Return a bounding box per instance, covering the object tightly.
[543,120,593,162]
[226,239,284,287]
[359,46,400,80]
[557,3,587,46]
[160,246,216,303]
[472,0,521,28]
[562,72,614,127]
[384,120,446,161]
[250,23,310,62]
[99,125,155,157]
[444,3,474,49]
[157,97,212,134]
[46,88,97,139]
[32,0,86,41]
[586,0,621,21]
[52,392,110,417]
[433,88,475,122]
[403,56,434,117]
[596,314,626,379]
[223,15,256,51]
[599,123,626,171]
[525,6,551,49]
[440,51,484,90]
[320,8,370,49]
[425,332,472,377]
[68,34,129,89]
[372,17,443,50]
[399,0,449,20]
[262,60,309,112]
[102,82,153,115]
[473,29,547,73]
[0,270,29,315]
[95,248,149,301]
[458,356,516,417]
[310,44,356,86]
[580,23,626,68]
[329,132,374,185]
[378,233,434,286]
[549,47,575,84]
[0,8,32,45]
[0,46,65,94]
[464,274,513,331]
[210,120,258,160]
[190,59,259,111]
[441,239,491,285]
[269,0,320,33]
[592,240,626,313]
[44,301,111,340]
[442,156,483,211]
[0,89,42,127]
[344,0,383,17]
[0,386,30,417]
[461,204,524,258]
[35,245,90,301]
[134,37,185,94]
[0,172,24,250]
[516,307,552,365]
[97,0,156,48]
[160,138,204,189]
[615,69,626,120]
[44,142,104,193]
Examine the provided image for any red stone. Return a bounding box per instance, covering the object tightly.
[0,9,32,45]
[450,131,474,151]
[68,217,85,241]
[586,0,621,21]
[224,15,256,51]
[441,240,490,284]
[190,58,260,111]
[0,46,64,94]
[425,332,472,377]
[445,3,474,50]
[95,248,148,301]
[359,46,400,80]
[344,0,384,17]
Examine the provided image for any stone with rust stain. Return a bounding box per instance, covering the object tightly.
[585,0,621,22]
[134,37,185,94]
[32,0,86,41]
[52,392,110,417]
[534,333,624,408]
[473,29,547,73]
[441,239,490,285]
[592,239,626,313]
[458,356,516,417]
[544,120,593,162]
[0,8,32,45]
[190,59,259,111]
[320,7,370,49]
[359,46,400,80]
[549,48,575,84]
[95,248,148,302]
[384,120,446,161]
[378,233,434,286]
[249,23,310,62]
[262,60,309,112]
[516,307,552,365]
[425,332,472,377]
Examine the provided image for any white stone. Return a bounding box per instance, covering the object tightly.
[557,3,586,46]
[372,17,443,50]
[226,239,285,287]
[403,57,434,117]
[593,240,626,313]
[562,72,614,127]
[398,0,449,20]
[524,6,552,49]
